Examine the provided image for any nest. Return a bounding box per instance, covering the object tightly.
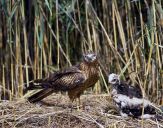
[0,93,163,128]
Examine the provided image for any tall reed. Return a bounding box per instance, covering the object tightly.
[0,0,162,104]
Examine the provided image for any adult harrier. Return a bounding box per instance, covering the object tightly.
[25,53,99,108]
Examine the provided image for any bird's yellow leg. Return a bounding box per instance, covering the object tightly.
[76,97,81,111]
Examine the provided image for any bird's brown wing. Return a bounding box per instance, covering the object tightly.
[49,71,86,91]
[25,65,86,91]
[26,66,87,103]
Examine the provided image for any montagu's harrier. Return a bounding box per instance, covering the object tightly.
[25,53,99,108]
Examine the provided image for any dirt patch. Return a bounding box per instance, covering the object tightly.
[0,94,162,128]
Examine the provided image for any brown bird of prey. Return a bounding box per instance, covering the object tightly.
[25,53,99,107]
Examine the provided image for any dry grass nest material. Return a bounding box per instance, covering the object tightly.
[0,93,163,128]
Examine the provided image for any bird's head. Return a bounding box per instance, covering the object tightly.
[83,53,97,63]
[108,73,120,85]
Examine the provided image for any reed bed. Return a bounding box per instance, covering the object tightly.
[0,0,163,127]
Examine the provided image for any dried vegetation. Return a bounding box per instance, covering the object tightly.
[0,0,163,127]
[1,94,163,128]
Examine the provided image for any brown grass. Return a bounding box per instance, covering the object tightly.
[0,94,163,128]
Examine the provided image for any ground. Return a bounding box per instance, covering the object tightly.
[0,93,163,128]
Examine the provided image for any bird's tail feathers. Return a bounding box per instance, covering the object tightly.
[28,88,54,103]
[23,79,51,93]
